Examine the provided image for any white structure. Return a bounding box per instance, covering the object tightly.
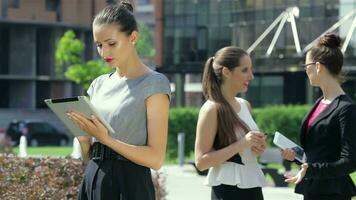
[247,7,302,56]
[18,136,27,158]
[71,137,82,159]
[303,9,356,53]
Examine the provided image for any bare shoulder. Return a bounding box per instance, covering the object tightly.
[199,100,218,117]
[197,100,218,136]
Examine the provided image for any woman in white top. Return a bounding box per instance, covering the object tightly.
[195,46,267,200]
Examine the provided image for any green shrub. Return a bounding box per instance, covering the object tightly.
[253,105,311,146]
[167,107,199,159]
[167,105,311,161]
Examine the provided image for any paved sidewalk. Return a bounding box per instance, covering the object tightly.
[160,165,302,200]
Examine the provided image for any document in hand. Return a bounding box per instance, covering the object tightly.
[273,131,306,163]
[44,96,115,137]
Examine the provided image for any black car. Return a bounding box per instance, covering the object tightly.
[6,120,69,146]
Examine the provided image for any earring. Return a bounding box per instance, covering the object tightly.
[132,42,136,45]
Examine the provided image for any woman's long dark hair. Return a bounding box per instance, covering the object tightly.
[202,46,251,149]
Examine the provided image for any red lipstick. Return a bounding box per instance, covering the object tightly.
[104,57,113,63]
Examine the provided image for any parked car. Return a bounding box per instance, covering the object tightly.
[6,120,69,146]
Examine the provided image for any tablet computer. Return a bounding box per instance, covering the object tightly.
[273,131,306,163]
[44,96,115,137]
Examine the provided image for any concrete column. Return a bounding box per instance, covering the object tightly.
[306,79,314,104]
[9,27,36,76]
[9,27,36,109]
[175,73,185,107]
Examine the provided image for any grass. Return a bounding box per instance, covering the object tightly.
[12,147,72,157]
[352,172,356,183]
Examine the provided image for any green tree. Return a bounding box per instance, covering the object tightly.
[55,30,112,89]
[65,60,112,89]
[55,24,154,89]
[55,31,84,77]
[136,22,155,58]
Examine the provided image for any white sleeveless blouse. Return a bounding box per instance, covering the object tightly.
[205,98,267,188]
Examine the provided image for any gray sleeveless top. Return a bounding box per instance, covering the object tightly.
[87,71,171,145]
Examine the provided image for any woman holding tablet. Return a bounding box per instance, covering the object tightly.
[66,1,170,200]
[194,46,267,200]
[281,33,356,200]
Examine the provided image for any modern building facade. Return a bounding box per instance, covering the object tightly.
[0,0,110,110]
[158,0,356,107]
[0,0,113,130]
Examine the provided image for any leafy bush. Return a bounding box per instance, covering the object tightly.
[167,107,199,159]
[65,60,112,89]
[253,105,310,146]
[167,105,311,160]
[0,155,84,199]
[0,155,166,200]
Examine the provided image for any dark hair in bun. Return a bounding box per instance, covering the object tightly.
[93,1,137,36]
[318,32,342,48]
[121,0,134,13]
[309,32,344,79]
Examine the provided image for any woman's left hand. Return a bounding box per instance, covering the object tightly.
[67,111,110,143]
[251,134,267,156]
[284,163,308,184]
[251,144,266,155]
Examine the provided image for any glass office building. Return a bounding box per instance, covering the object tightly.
[160,0,356,107]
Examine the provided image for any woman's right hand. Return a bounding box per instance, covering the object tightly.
[76,136,92,161]
[281,148,295,161]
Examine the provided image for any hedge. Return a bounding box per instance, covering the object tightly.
[253,105,311,146]
[0,155,167,200]
[167,105,311,160]
[167,107,199,159]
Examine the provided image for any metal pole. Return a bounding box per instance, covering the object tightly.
[266,13,289,57]
[247,12,286,53]
[303,9,356,53]
[177,132,185,167]
[289,12,302,55]
[175,73,185,107]
[342,16,356,53]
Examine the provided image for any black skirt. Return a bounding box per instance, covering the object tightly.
[303,193,351,200]
[77,144,155,200]
[211,184,263,200]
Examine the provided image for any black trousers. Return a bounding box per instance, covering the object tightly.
[211,184,264,200]
[303,193,351,200]
[77,159,155,200]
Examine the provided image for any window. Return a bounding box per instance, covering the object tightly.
[8,0,19,8]
[46,0,59,11]
[0,28,9,75]
[0,81,9,108]
[137,0,150,4]
[28,123,53,133]
[247,76,284,107]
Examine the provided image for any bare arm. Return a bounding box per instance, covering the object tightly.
[194,102,264,171]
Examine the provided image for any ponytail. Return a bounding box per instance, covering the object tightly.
[202,57,220,100]
[201,52,250,149]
